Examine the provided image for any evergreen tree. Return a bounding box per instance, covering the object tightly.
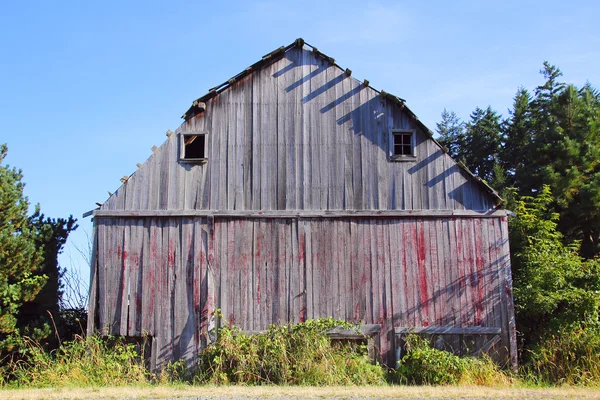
[0,145,45,340]
[463,106,503,182]
[17,212,77,345]
[0,144,77,349]
[436,108,465,159]
[502,87,535,191]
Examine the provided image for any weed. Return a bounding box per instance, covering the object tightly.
[196,319,386,385]
[1,335,149,387]
[523,322,600,386]
[395,334,511,386]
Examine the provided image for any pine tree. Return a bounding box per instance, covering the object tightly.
[0,145,46,339]
[0,144,77,349]
[502,87,535,191]
[436,108,465,159]
[463,106,503,182]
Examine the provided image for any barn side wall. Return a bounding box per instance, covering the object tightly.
[89,215,516,369]
[101,47,495,212]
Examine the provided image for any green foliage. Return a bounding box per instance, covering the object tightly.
[0,145,46,340]
[0,144,77,351]
[197,318,386,385]
[510,186,600,346]
[437,63,600,257]
[1,335,149,387]
[395,335,509,386]
[508,186,600,386]
[436,108,466,158]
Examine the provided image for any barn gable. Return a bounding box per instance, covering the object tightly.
[100,39,500,213]
[88,40,517,371]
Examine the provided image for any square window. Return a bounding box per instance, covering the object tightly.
[180,133,208,163]
[391,130,416,161]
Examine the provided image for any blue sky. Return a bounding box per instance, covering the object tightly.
[1,1,599,295]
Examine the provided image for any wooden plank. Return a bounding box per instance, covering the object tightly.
[184,218,198,363]
[115,218,127,336]
[142,218,157,337]
[395,326,501,335]
[473,334,501,357]
[86,222,99,335]
[127,219,143,336]
[151,218,164,368]
[296,219,307,323]
[94,209,513,218]
[304,220,314,320]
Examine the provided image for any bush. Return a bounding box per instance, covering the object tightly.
[523,322,600,386]
[196,318,386,385]
[395,334,510,386]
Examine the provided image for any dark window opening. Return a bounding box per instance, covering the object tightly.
[183,134,206,160]
[394,133,413,156]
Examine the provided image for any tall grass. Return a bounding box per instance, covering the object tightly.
[522,323,600,386]
[1,335,150,387]
[4,320,598,388]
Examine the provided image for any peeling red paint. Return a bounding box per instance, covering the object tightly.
[417,222,428,308]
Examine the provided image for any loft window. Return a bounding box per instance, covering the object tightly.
[180,132,208,163]
[390,129,416,161]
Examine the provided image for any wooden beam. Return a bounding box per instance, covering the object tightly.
[92,209,512,219]
[82,209,96,218]
[472,335,501,357]
[233,324,381,339]
[395,326,501,335]
[327,324,381,339]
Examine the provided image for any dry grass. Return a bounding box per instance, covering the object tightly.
[2,385,600,400]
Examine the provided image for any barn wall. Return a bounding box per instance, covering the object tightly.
[90,215,514,368]
[102,47,494,212]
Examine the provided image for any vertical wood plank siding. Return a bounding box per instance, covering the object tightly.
[93,216,513,367]
[101,47,493,213]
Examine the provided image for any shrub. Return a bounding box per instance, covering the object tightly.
[395,334,510,386]
[196,318,386,385]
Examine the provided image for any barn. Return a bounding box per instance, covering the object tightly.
[86,39,517,370]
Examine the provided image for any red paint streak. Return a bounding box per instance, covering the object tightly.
[168,240,175,266]
[229,314,235,327]
[116,245,122,259]
[474,220,484,326]
[300,306,306,322]
[417,223,428,306]
[150,232,157,262]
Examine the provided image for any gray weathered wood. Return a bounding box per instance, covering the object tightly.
[395,326,501,335]
[88,43,516,371]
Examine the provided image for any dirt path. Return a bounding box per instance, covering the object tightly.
[2,385,599,400]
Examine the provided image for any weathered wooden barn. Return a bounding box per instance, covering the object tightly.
[87,39,517,369]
